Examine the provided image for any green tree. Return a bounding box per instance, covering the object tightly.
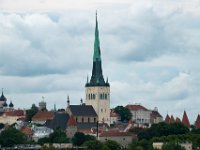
[26,104,39,122]
[138,122,189,140]
[104,140,121,150]
[162,142,185,150]
[0,127,26,147]
[83,140,103,150]
[114,106,132,122]
[38,128,69,144]
[72,132,85,146]
[49,128,69,143]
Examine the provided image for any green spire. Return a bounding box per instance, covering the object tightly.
[93,12,101,62]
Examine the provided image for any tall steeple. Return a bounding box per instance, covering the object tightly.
[86,12,109,87]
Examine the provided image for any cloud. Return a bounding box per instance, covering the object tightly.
[0,1,200,123]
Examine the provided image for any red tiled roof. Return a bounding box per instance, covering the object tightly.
[175,117,181,123]
[182,111,190,128]
[99,130,131,137]
[4,110,24,116]
[126,104,148,111]
[165,114,171,124]
[195,114,200,129]
[32,111,54,121]
[170,115,175,123]
[21,127,33,135]
[67,116,76,127]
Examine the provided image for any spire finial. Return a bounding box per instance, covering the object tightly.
[2,88,3,95]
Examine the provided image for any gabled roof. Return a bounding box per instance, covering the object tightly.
[45,112,69,130]
[99,130,132,137]
[69,105,97,117]
[195,114,200,129]
[32,111,54,121]
[165,114,171,124]
[182,111,190,128]
[151,110,162,118]
[126,104,149,111]
[4,110,24,116]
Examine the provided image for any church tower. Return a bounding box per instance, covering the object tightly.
[85,13,110,125]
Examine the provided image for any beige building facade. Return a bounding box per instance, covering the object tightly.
[85,86,110,125]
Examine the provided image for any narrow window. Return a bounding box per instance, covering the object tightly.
[88,117,90,123]
[82,117,84,123]
[93,94,95,99]
[105,94,107,99]
[94,118,96,122]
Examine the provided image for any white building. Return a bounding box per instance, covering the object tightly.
[126,104,151,125]
[32,125,53,141]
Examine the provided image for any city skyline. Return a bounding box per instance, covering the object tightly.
[0,0,200,123]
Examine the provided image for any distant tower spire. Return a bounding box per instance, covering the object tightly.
[86,12,109,87]
[67,95,70,107]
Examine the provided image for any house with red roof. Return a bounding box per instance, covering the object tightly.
[0,109,25,125]
[66,116,77,138]
[32,111,54,125]
[126,104,151,125]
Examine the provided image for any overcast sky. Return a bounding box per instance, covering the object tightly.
[0,0,200,123]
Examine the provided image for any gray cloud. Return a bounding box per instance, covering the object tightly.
[0,1,200,122]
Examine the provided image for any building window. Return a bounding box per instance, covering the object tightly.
[82,117,84,123]
[123,138,125,141]
[88,117,90,123]
[105,94,107,99]
[100,94,103,99]
[105,109,106,112]
[101,109,103,112]
[93,94,95,99]
[94,118,96,122]
[76,117,78,122]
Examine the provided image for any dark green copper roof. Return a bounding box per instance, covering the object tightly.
[86,13,109,87]
[93,13,101,62]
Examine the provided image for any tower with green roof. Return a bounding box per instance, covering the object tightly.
[85,13,110,125]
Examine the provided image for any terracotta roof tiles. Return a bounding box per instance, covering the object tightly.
[126,104,149,111]
[32,111,54,121]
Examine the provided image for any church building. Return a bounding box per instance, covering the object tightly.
[85,13,110,125]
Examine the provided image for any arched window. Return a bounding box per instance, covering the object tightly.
[102,93,104,99]
[76,117,78,122]
[89,94,90,100]
[93,94,95,99]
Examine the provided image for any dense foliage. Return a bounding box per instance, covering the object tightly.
[136,122,189,140]
[38,128,69,144]
[114,106,132,122]
[83,139,121,150]
[0,127,26,147]
[26,104,39,122]
[71,132,95,146]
